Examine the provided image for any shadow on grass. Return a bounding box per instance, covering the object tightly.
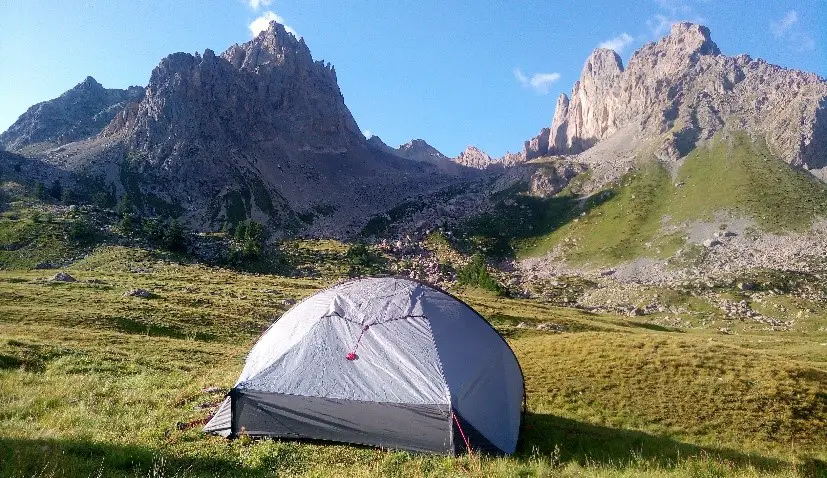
[624,321,685,333]
[0,436,251,478]
[457,188,615,258]
[517,412,790,473]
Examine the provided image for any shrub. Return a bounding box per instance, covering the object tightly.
[33,182,47,200]
[228,220,267,264]
[117,194,133,217]
[142,217,165,244]
[48,180,62,201]
[119,214,135,233]
[67,217,98,244]
[345,243,385,276]
[163,219,187,252]
[61,188,82,206]
[243,221,264,258]
[457,254,503,294]
[345,243,373,266]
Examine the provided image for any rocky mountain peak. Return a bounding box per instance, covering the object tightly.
[664,22,720,58]
[401,138,431,149]
[77,76,104,91]
[366,135,396,154]
[105,19,360,156]
[88,20,461,236]
[221,21,322,77]
[531,22,827,170]
[454,145,495,170]
[398,139,448,160]
[0,77,144,151]
[583,48,624,77]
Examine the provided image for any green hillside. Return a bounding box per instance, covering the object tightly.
[1,243,826,477]
[2,133,827,477]
[515,132,827,264]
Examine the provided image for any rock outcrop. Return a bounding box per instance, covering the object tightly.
[17,21,458,237]
[527,23,827,169]
[365,136,398,155]
[454,145,496,169]
[395,139,449,162]
[523,128,550,161]
[0,77,144,151]
[365,137,473,177]
[105,23,361,156]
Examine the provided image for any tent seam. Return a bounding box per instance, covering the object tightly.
[421,316,453,452]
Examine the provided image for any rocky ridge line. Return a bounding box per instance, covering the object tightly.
[0,77,144,151]
[523,23,827,169]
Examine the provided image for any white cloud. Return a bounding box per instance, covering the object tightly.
[514,68,561,95]
[769,10,815,51]
[646,0,705,39]
[530,73,562,93]
[598,33,634,53]
[246,0,272,11]
[647,14,676,37]
[787,31,816,52]
[513,68,528,85]
[654,0,692,15]
[771,10,798,36]
[796,35,816,52]
[249,11,298,38]
[363,129,374,139]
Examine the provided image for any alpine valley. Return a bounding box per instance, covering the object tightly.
[2,19,827,478]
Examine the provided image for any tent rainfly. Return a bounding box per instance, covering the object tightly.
[204,277,525,455]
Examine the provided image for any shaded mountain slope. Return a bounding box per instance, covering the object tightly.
[6,22,460,236]
[0,77,144,152]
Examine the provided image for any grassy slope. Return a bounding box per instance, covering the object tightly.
[0,204,79,270]
[516,133,827,264]
[1,246,826,477]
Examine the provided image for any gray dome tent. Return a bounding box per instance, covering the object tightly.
[204,277,525,455]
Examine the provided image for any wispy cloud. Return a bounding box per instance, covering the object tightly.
[654,0,692,15]
[770,10,798,36]
[598,33,634,53]
[646,0,705,38]
[246,0,272,10]
[646,14,675,37]
[769,10,815,52]
[514,68,561,95]
[249,11,298,38]
[793,34,816,52]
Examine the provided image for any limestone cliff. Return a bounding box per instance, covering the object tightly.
[526,23,827,169]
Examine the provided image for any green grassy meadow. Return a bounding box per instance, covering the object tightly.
[1,244,827,477]
[508,133,827,264]
[3,138,827,477]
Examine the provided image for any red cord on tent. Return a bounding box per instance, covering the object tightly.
[451,410,472,455]
[346,325,370,361]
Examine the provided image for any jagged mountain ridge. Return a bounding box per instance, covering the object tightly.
[522,23,827,170]
[3,21,827,241]
[365,136,479,176]
[366,136,449,163]
[454,145,496,170]
[10,22,461,237]
[104,26,362,156]
[0,77,144,151]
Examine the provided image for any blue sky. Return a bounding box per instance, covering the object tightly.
[1,0,824,157]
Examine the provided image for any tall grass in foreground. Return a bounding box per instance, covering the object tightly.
[1,244,826,477]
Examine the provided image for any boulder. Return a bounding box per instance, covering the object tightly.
[50,271,76,282]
